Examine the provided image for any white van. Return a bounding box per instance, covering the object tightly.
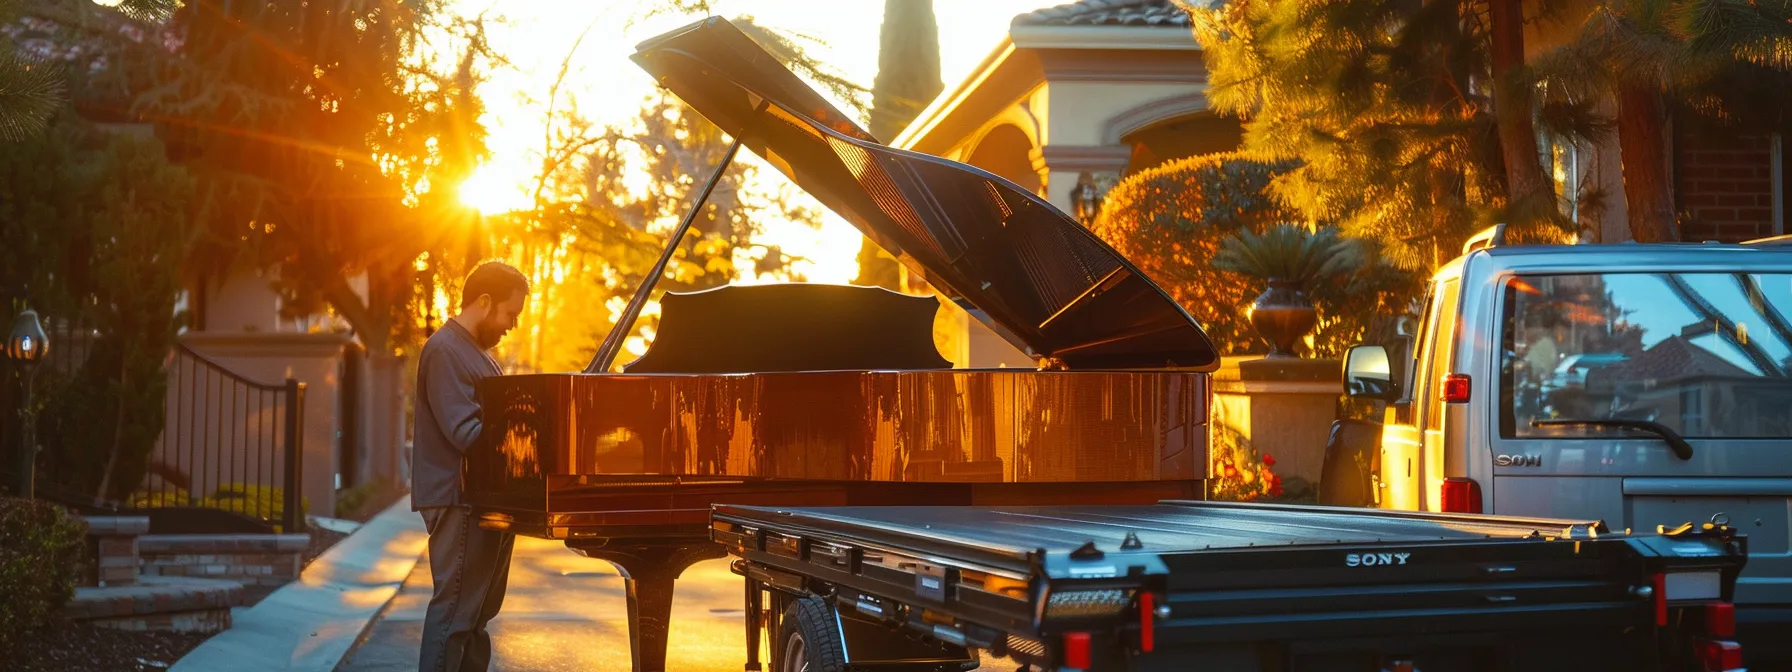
[1338,229,1792,666]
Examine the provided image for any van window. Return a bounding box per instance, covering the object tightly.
[1500,272,1792,439]
[1422,279,1461,431]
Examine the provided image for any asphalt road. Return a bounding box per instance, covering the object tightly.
[336,536,1020,672]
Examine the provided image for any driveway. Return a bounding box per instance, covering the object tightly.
[337,536,1020,671]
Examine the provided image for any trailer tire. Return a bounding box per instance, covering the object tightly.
[774,595,848,672]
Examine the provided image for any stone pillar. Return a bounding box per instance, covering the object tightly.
[83,516,150,587]
[1209,356,1341,490]
[178,332,350,520]
[366,353,409,488]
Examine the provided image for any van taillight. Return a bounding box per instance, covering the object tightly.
[1442,374,1471,403]
[1706,602,1736,638]
[1695,638,1743,672]
[1441,477,1482,513]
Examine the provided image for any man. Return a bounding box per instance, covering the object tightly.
[413,261,529,672]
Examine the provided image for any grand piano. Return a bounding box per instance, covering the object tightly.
[464,16,1219,671]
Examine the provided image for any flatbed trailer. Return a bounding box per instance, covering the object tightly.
[715,501,1750,672]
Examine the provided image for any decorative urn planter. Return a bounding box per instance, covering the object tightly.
[1249,279,1317,358]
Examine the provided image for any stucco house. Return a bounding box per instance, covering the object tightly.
[899,0,1787,368]
[894,0,1241,367]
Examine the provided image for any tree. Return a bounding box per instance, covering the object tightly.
[1533,0,1792,242]
[121,0,495,357]
[0,0,174,141]
[855,0,942,291]
[1488,0,1557,229]
[1188,1,1575,270]
[868,0,942,144]
[480,10,865,373]
[0,112,193,501]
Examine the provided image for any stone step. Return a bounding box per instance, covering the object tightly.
[64,576,244,634]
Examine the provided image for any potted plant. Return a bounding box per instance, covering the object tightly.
[1213,224,1364,358]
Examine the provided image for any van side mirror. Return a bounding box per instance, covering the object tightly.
[1343,345,1398,401]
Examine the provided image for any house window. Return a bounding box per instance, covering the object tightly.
[1538,125,1589,234]
[1680,387,1705,435]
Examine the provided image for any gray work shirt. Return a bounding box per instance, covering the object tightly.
[411,320,502,509]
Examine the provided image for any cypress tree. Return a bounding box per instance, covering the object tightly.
[857,0,942,289]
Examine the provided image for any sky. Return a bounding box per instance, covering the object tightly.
[1600,273,1792,375]
[449,0,1065,283]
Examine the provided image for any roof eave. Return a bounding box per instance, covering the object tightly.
[1009,24,1199,50]
[892,37,1018,151]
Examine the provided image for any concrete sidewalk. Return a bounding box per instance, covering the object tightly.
[173,496,427,672]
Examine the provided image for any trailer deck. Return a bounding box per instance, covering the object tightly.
[716,501,1746,671]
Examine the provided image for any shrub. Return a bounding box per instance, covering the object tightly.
[203,484,308,532]
[1208,423,1283,502]
[1092,152,1300,355]
[1093,152,1422,358]
[126,483,310,532]
[1207,424,1316,504]
[0,498,88,657]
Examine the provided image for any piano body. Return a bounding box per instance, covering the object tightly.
[463,16,1219,671]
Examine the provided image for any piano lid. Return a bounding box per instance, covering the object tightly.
[631,17,1217,370]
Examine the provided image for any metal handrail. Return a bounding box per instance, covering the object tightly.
[170,341,289,391]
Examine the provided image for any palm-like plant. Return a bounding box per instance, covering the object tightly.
[1214,224,1368,358]
[1213,224,1366,289]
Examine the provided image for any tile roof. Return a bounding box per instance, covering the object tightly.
[1601,336,1757,383]
[1011,0,1205,28]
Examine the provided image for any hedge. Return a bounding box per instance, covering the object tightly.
[0,497,88,657]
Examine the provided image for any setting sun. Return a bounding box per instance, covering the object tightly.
[459,162,532,215]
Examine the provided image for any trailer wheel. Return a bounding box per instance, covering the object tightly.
[774,595,848,672]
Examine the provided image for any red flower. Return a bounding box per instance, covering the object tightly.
[1262,455,1276,467]
[1223,465,1239,479]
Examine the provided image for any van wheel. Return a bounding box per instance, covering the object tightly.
[775,595,847,672]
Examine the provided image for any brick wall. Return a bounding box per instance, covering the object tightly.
[138,534,308,602]
[1676,131,1779,242]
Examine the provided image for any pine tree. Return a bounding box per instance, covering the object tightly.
[0,0,175,141]
[1532,0,1792,242]
[856,0,941,290]
[1189,1,1582,269]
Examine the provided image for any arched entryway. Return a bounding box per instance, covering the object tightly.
[1119,112,1243,176]
[964,124,1043,195]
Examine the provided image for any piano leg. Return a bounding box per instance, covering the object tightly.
[577,541,726,672]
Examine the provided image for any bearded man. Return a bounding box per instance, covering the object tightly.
[412,260,529,671]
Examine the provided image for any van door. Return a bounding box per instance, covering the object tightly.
[1380,275,1461,512]
[1490,271,1792,610]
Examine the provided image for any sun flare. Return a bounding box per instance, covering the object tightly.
[459,163,532,215]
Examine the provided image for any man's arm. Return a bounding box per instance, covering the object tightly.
[423,348,484,453]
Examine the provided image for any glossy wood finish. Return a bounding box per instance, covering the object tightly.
[465,369,1208,538]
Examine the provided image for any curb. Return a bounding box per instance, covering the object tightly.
[171,495,426,672]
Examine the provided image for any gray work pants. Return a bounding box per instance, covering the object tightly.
[418,505,515,672]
